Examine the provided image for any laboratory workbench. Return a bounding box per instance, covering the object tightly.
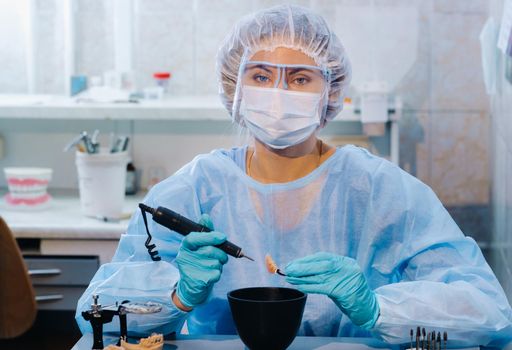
[71,333,497,350]
[72,333,398,350]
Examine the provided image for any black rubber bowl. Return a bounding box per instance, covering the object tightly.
[227,287,307,350]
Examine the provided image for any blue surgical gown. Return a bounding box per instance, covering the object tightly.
[75,145,512,347]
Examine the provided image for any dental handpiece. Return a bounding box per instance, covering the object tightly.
[139,203,254,261]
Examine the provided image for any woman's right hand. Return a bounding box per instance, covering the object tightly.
[174,214,228,310]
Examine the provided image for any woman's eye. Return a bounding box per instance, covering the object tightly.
[254,74,270,83]
[292,76,309,85]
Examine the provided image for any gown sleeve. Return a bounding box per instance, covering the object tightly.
[75,163,204,336]
[367,159,512,347]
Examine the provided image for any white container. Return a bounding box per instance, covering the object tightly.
[3,167,53,210]
[360,81,389,136]
[75,148,129,218]
[143,86,164,100]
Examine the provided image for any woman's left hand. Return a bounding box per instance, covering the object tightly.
[285,252,380,330]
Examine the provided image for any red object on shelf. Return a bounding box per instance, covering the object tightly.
[5,193,51,206]
[153,72,171,79]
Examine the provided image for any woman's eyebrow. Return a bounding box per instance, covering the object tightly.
[287,67,321,76]
[246,64,274,74]
[287,68,307,75]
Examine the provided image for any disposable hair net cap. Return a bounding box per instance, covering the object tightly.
[216,4,352,126]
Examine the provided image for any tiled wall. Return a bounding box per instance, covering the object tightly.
[0,0,492,242]
[490,0,512,301]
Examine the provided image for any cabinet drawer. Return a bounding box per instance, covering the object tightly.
[24,255,99,286]
[34,286,87,311]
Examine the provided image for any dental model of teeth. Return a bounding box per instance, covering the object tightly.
[104,333,163,350]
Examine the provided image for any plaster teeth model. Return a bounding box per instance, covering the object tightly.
[120,333,164,350]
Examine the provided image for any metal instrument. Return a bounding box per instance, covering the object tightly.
[81,295,162,350]
[139,203,254,262]
[408,327,448,350]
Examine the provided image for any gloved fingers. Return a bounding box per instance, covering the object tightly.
[176,269,221,308]
[285,273,332,285]
[180,264,223,285]
[286,283,326,296]
[284,259,337,277]
[204,268,222,284]
[284,252,336,274]
[182,231,226,250]
[285,252,335,266]
[177,251,225,271]
[193,245,228,265]
[198,213,215,230]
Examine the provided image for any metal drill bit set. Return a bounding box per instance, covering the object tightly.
[409,327,447,350]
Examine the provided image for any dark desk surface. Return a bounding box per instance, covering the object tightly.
[71,333,491,350]
[71,333,403,350]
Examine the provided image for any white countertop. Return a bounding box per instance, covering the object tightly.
[0,192,144,240]
[0,94,230,120]
[0,94,362,121]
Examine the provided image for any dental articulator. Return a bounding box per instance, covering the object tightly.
[81,295,162,350]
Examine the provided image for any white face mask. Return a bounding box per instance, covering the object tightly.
[240,86,322,149]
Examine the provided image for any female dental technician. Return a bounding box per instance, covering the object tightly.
[76,5,512,347]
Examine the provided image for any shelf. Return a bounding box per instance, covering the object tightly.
[1,191,144,240]
[0,94,229,120]
[0,94,362,122]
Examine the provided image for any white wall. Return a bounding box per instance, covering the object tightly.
[0,0,493,230]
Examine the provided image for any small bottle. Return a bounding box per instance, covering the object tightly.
[125,162,137,195]
[153,72,171,93]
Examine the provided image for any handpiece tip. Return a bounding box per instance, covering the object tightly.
[242,254,254,261]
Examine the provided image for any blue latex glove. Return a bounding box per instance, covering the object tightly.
[284,252,380,330]
[175,214,228,308]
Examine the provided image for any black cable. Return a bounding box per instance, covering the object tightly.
[139,203,161,261]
